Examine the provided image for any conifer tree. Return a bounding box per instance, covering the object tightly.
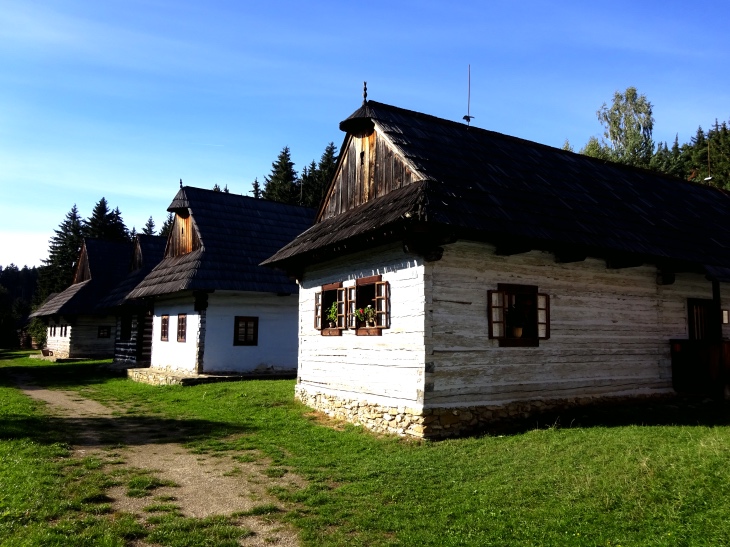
[251,178,262,199]
[37,204,84,302]
[262,146,299,204]
[142,216,156,236]
[159,212,174,238]
[82,198,129,241]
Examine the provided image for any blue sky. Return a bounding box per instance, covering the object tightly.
[1,0,728,268]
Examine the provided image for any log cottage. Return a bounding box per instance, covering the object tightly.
[31,238,133,359]
[127,186,314,378]
[263,97,730,438]
[97,234,167,366]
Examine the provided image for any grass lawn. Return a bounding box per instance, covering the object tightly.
[2,349,730,546]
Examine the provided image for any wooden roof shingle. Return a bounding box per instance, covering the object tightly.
[128,187,315,298]
[31,238,134,318]
[264,101,730,275]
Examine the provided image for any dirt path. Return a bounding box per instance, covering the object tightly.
[13,375,302,546]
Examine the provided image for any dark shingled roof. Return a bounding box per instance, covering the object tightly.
[31,238,134,317]
[97,234,167,311]
[264,101,730,274]
[128,187,315,298]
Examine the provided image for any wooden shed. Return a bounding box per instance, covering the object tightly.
[31,238,133,359]
[127,186,315,378]
[263,98,730,438]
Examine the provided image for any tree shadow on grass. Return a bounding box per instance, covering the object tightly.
[0,414,253,447]
[0,360,125,389]
[0,349,38,361]
[474,395,730,438]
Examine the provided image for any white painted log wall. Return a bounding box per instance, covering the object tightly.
[46,319,71,358]
[202,291,299,373]
[150,297,199,372]
[297,244,426,407]
[427,241,718,407]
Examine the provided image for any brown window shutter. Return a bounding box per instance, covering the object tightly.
[374,281,390,328]
[487,290,506,339]
[314,291,322,330]
[537,293,550,340]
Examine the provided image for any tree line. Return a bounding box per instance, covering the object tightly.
[567,86,730,189]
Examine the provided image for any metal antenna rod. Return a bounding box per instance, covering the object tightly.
[463,64,474,126]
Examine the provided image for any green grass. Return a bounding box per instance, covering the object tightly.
[3,350,730,545]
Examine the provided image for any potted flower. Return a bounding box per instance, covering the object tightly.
[326,301,338,328]
[354,305,376,327]
[506,304,526,338]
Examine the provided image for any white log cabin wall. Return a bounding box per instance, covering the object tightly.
[202,291,299,373]
[46,318,71,358]
[150,296,199,373]
[297,243,427,408]
[428,240,722,408]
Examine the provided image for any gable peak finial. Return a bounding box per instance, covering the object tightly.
[363,81,368,105]
[179,178,183,188]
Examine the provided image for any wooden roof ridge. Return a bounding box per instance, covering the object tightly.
[263,100,730,274]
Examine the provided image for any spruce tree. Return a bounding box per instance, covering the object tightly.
[262,146,299,204]
[159,212,174,238]
[37,204,84,302]
[142,216,156,235]
[251,178,262,199]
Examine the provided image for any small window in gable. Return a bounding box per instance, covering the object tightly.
[177,314,187,342]
[315,283,346,336]
[488,283,549,347]
[234,316,258,346]
[98,326,111,338]
[160,315,169,341]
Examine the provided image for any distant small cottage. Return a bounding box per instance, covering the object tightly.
[264,98,730,438]
[32,238,133,359]
[97,234,166,366]
[127,187,314,377]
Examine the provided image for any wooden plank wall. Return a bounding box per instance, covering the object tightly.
[320,131,418,220]
[427,241,716,407]
[165,213,198,257]
[68,315,116,358]
[298,243,427,407]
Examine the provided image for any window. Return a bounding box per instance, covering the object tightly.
[488,284,549,347]
[160,315,169,341]
[314,282,346,336]
[50,325,57,337]
[234,316,258,346]
[60,324,67,337]
[315,276,390,336]
[98,326,111,338]
[177,314,187,342]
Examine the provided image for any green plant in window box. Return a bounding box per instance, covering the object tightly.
[326,301,339,328]
[354,305,376,327]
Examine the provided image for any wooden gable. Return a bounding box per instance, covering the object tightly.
[164,211,201,258]
[131,238,144,271]
[318,127,422,221]
[72,243,91,284]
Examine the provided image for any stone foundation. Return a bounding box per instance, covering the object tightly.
[128,367,296,386]
[295,386,672,439]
